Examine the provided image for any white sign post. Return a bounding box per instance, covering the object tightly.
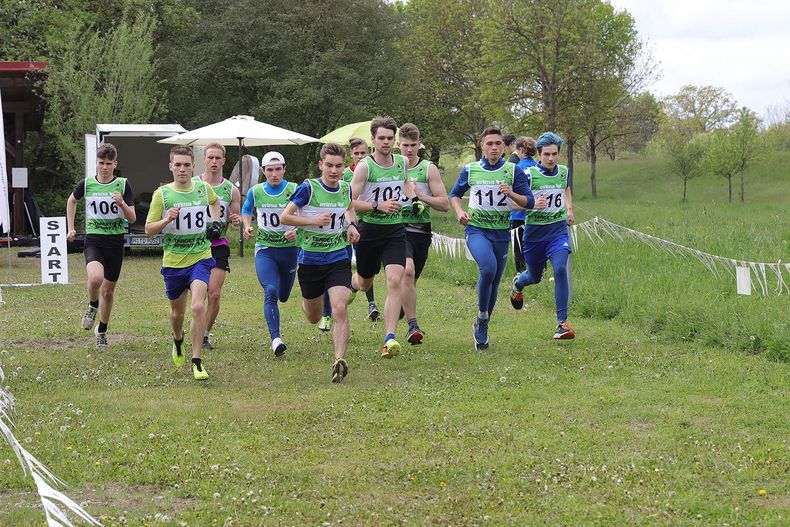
[40,217,69,284]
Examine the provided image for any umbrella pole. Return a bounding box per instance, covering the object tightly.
[238,137,244,258]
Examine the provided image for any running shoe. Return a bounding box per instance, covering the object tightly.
[473,318,489,350]
[192,361,209,380]
[381,338,401,359]
[331,358,348,383]
[318,316,333,332]
[510,276,524,310]
[272,337,287,357]
[94,326,108,349]
[367,302,380,321]
[407,327,424,345]
[553,322,576,340]
[81,304,98,330]
[202,335,216,350]
[172,338,185,368]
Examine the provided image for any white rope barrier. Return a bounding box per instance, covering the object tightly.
[430,216,788,296]
[0,365,102,526]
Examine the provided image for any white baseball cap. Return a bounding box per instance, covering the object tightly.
[261,151,286,167]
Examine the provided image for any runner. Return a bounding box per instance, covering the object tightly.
[397,123,449,344]
[145,146,222,380]
[318,137,379,332]
[350,116,423,359]
[503,134,520,163]
[66,143,136,348]
[242,151,298,356]
[280,142,360,382]
[510,131,576,340]
[449,127,544,350]
[195,143,241,350]
[510,136,538,273]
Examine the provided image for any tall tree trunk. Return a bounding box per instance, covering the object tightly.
[567,139,574,193]
[428,144,441,165]
[589,134,598,198]
[683,177,687,202]
[739,168,745,202]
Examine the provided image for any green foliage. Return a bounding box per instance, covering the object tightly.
[657,115,706,201]
[43,14,167,184]
[663,85,740,133]
[157,0,405,180]
[395,0,493,160]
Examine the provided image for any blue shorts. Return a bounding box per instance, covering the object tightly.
[523,234,572,267]
[161,258,215,300]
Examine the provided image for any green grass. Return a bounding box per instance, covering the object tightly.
[0,150,789,525]
[1,246,789,525]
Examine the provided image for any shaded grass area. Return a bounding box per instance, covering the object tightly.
[0,251,788,525]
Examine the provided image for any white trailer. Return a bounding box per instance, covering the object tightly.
[85,124,189,247]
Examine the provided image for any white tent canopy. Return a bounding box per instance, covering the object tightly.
[158,115,319,146]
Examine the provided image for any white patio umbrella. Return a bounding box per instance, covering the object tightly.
[158,114,319,147]
[159,115,319,256]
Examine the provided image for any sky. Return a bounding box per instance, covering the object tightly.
[608,0,790,120]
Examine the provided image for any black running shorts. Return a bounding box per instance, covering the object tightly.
[355,222,406,279]
[211,244,231,272]
[405,231,432,281]
[298,260,352,300]
[84,243,124,282]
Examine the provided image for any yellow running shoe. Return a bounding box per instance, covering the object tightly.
[318,316,332,332]
[381,338,400,359]
[171,339,185,368]
[192,361,209,380]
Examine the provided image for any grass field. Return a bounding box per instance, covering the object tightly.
[1,151,789,525]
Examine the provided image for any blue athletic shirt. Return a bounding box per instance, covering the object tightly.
[510,157,538,221]
[290,179,353,265]
[522,163,572,243]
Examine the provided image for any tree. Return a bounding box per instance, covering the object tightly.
[701,129,739,203]
[43,14,167,183]
[730,107,760,202]
[663,85,739,133]
[396,0,493,162]
[157,0,405,178]
[483,0,655,194]
[659,117,705,202]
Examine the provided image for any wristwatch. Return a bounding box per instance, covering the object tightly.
[371,200,379,211]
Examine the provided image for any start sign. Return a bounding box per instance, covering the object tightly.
[40,217,69,284]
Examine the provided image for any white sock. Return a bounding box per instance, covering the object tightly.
[272,337,284,351]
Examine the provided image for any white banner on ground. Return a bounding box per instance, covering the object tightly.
[0,88,10,233]
[736,266,751,295]
[39,217,68,284]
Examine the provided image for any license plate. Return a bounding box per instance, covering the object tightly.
[127,235,162,246]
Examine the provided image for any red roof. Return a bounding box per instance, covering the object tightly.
[0,61,49,72]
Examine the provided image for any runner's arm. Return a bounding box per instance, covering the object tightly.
[350,161,373,212]
[144,189,173,235]
[421,163,449,212]
[228,185,242,225]
[66,193,78,241]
